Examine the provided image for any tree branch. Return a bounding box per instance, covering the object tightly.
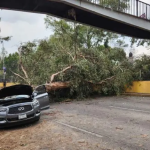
[50,66,73,83]
[10,70,30,85]
[18,46,29,79]
[59,43,75,61]
[20,60,29,79]
[86,76,115,85]
[97,76,115,85]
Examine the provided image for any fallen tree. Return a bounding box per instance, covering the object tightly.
[45,64,116,94]
[45,82,70,92]
[10,37,134,99]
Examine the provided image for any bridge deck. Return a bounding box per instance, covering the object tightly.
[0,0,150,39]
[86,0,150,21]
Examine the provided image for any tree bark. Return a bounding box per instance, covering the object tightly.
[45,82,70,92]
[50,66,73,83]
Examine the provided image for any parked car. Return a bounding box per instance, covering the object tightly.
[33,85,50,109]
[0,84,50,128]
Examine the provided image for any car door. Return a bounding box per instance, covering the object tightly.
[33,85,50,110]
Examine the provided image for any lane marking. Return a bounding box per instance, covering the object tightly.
[109,106,150,113]
[56,121,103,138]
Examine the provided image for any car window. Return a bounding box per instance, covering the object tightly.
[35,85,46,95]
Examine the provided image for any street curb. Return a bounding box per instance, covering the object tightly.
[123,93,150,97]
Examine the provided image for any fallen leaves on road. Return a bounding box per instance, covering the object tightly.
[78,139,86,143]
[0,119,105,150]
[116,127,123,130]
[138,144,143,147]
[42,111,62,116]
[141,134,148,138]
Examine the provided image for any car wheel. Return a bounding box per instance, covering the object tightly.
[35,116,40,122]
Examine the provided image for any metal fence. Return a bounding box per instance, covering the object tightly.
[86,0,150,21]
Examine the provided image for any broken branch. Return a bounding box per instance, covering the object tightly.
[10,70,30,85]
[50,66,73,83]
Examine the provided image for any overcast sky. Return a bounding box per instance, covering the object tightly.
[0,0,150,54]
[0,10,51,54]
[141,0,150,3]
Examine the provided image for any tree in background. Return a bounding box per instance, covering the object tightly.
[0,36,12,82]
[99,0,129,11]
[130,38,150,47]
[0,53,19,82]
[133,55,150,81]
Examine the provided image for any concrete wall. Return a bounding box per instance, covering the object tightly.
[126,81,150,94]
[0,83,16,88]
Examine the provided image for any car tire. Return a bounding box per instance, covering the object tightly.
[35,116,40,122]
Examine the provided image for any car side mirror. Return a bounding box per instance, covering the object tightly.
[33,92,38,97]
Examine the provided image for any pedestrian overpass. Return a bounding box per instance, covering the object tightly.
[0,0,150,39]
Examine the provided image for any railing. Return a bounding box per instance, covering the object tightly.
[86,0,150,21]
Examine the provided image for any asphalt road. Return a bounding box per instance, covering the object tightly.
[1,96,150,150]
[47,96,150,150]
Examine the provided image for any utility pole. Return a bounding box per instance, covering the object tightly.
[1,40,6,87]
[0,17,7,88]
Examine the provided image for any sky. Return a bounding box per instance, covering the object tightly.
[133,46,150,59]
[141,0,150,3]
[0,0,150,55]
[0,10,51,54]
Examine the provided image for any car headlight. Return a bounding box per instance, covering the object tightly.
[0,108,7,112]
[33,100,39,108]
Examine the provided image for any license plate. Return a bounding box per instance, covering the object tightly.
[18,114,27,120]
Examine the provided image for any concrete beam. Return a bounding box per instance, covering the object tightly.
[61,0,150,31]
[0,0,150,38]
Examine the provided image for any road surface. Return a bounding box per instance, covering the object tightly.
[0,96,150,150]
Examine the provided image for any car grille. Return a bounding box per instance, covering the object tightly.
[7,113,35,122]
[7,117,18,122]
[0,118,5,121]
[27,113,34,118]
[8,105,32,114]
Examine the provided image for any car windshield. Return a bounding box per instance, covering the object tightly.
[4,95,30,100]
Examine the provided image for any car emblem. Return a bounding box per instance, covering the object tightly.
[18,107,25,111]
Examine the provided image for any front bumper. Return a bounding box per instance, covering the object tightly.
[0,108,41,128]
[0,115,40,128]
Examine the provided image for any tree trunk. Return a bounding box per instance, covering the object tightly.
[45,82,70,92]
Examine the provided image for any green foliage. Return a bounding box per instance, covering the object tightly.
[133,56,150,81]
[0,36,12,42]
[130,38,150,47]
[99,0,129,11]
[3,16,148,100]
[1,36,12,41]
[43,17,135,98]
[3,53,19,82]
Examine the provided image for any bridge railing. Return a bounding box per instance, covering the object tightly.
[86,0,150,21]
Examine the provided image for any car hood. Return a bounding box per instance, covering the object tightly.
[0,85,33,99]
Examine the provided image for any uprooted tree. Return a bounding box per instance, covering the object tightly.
[43,17,134,97]
[6,17,134,99]
[4,16,149,99]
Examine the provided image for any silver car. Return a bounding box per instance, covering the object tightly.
[0,84,50,128]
